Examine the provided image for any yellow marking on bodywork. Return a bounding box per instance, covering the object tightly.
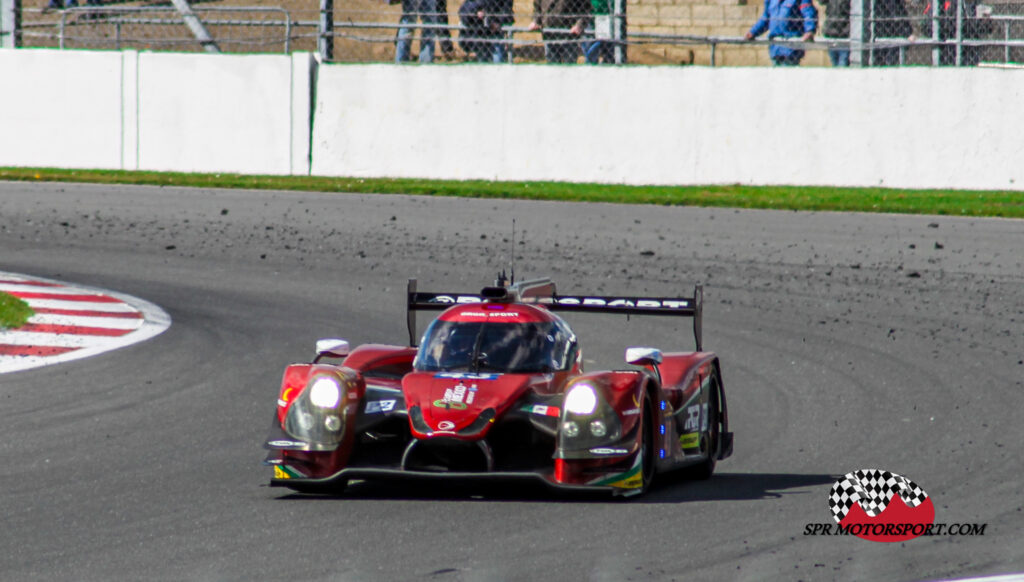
[609,472,644,489]
[679,432,700,448]
[274,465,291,479]
[591,452,644,489]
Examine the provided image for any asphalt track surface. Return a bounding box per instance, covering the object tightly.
[1,181,1022,582]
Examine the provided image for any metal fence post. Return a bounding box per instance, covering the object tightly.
[319,0,334,61]
[168,0,220,53]
[1,0,20,48]
[931,0,940,65]
[954,0,963,65]
[850,0,868,66]
[1004,19,1009,63]
[613,0,624,64]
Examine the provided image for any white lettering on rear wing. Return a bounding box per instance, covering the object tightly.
[406,279,704,351]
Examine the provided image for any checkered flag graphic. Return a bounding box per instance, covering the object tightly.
[828,469,929,523]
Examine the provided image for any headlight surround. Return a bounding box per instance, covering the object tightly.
[558,380,623,452]
[284,374,348,447]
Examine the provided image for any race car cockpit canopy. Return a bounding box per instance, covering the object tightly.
[413,303,576,374]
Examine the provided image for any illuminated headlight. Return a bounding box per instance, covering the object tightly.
[589,420,607,437]
[564,383,598,415]
[309,377,341,408]
[562,421,580,437]
[283,374,349,447]
[324,415,342,431]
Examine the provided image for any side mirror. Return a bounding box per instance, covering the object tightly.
[625,347,663,366]
[315,338,350,362]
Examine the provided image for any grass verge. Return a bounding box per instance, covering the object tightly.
[0,292,34,329]
[2,167,1023,218]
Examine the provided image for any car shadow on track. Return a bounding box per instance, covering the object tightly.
[270,471,838,504]
[639,471,839,504]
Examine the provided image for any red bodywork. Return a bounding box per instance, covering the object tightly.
[264,281,733,496]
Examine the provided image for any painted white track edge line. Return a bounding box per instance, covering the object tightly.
[26,314,144,329]
[931,574,1024,582]
[17,298,139,312]
[0,333,126,348]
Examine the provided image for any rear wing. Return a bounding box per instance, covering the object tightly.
[406,278,704,351]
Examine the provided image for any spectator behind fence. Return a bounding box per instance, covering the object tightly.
[583,0,622,64]
[820,0,851,66]
[438,0,457,58]
[920,0,992,65]
[396,0,442,63]
[528,0,590,63]
[871,0,916,66]
[744,0,817,66]
[458,0,513,62]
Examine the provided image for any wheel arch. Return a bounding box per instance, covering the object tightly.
[709,357,733,460]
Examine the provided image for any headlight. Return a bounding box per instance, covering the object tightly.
[283,374,348,448]
[557,381,625,455]
[309,377,341,408]
[562,421,580,437]
[564,383,598,415]
[324,415,342,431]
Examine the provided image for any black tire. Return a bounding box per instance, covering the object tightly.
[685,374,721,481]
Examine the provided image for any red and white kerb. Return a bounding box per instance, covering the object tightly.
[0,272,171,373]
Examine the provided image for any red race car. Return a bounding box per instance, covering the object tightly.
[263,276,733,497]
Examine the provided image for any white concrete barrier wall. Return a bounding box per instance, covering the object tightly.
[312,64,1024,190]
[135,51,310,175]
[3,50,1022,189]
[0,50,125,170]
[0,48,312,175]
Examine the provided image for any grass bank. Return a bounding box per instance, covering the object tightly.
[2,168,1022,218]
[0,292,34,329]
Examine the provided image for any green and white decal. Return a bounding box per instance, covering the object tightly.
[588,450,644,491]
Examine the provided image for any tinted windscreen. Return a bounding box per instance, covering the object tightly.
[414,320,572,374]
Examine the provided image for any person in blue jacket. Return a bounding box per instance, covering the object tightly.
[744,0,818,66]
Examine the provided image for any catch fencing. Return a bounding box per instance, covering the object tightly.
[6,0,1024,66]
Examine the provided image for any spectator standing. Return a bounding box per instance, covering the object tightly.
[528,0,591,63]
[583,0,624,64]
[437,0,457,59]
[396,0,442,63]
[820,0,851,66]
[459,0,513,62]
[921,0,991,65]
[871,0,915,66]
[744,0,818,66]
